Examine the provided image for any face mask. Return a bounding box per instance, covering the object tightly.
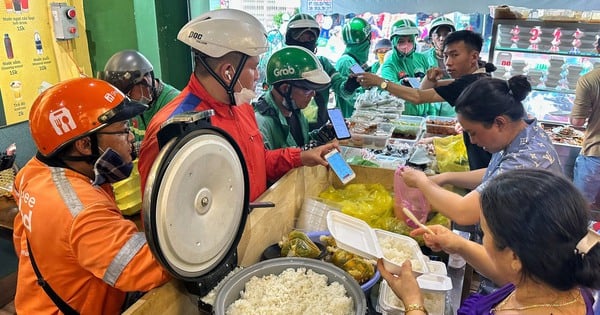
[233,82,257,105]
[396,42,415,55]
[92,147,133,186]
[377,52,386,64]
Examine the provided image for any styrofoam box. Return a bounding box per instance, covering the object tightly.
[326,211,429,275]
[378,277,451,315]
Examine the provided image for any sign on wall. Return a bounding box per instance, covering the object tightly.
[0,0,60,127]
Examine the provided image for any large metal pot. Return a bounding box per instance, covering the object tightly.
[213,257,367,315]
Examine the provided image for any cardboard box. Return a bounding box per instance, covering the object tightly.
[125,165,395,314]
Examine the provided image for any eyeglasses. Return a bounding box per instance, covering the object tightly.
[291,84,315,96]
[97,127,132,137]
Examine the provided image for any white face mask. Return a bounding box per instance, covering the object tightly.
[233,80,257,105]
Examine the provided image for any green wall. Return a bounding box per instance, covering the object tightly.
[84,0,192,89]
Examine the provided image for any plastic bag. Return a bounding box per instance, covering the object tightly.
[394,166,431,228]
[433,134,469,173]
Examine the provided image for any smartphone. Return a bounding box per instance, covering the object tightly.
[325,149,356,185]
[406,77,421,88]
[350,63,364,74]
[327,108,351,140]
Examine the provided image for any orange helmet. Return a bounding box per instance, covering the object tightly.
[29,77,147,157]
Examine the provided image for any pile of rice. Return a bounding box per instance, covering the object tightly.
[226,267,354,315]
[378,236,424,272]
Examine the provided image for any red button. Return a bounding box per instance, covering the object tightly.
[69,27,77,34]
[67,9,76,19]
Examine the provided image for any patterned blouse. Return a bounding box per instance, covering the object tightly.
[476,119,563,193]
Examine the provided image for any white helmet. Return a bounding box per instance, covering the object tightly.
[177,9,268,58]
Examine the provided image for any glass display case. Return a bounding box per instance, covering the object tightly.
[488,18,600,124]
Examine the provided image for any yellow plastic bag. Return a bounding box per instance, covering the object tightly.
[433,134,469,173]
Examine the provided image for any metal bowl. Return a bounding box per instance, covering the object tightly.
[213,257,367,315]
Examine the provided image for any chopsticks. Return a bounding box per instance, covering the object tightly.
[401,207,435,235]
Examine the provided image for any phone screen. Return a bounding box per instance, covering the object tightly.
[406,77,421,88]
[325,150,356,184]
[328,108,351,140]
[350,63,364,74]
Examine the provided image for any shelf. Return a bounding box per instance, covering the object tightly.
[493,46,600,58]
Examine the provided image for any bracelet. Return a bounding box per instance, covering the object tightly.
[405,303,428,314]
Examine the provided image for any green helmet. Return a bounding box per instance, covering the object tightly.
[286,13,320,39]
[390,19,419,40]
[428,16,455,40]
[342,17,371,45]
[266,46,330,90]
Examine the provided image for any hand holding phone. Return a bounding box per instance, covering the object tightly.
[327,108,351,140]
[325,149,356,184]
[350,63,364,74]
[406,77,421,88]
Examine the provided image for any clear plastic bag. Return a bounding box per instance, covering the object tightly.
[394,166,431,228]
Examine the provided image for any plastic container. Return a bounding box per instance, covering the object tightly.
[379,275,452,315]
[213,257,367,315]
[390,115,425,141]
[425,116,458,136]
[326,211,429,275]
[296,198,341,232]
[349,129,393,149]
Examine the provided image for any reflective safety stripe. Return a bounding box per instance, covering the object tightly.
[103,232,146,286]
[51,167,85,217]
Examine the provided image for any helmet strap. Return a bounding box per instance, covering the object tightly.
[274,84,298,113]
[195,52,248,105]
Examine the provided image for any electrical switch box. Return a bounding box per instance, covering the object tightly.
[50,3,79,40]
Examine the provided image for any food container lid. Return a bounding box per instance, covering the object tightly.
[326,211,382,260]
[416,273,453,291]
[143,111,249,292]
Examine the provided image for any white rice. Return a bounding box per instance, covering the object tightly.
[378,236,424,272]
[225,267,354,315]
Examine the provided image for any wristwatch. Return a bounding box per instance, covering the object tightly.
[380,79,389,90]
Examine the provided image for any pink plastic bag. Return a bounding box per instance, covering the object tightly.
[394,166,431,228]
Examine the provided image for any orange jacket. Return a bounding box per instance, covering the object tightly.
[138,74,302,202]
[12,158,170,315]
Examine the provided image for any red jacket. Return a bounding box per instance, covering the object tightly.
[12,158,170,315]
[138,74,302,202]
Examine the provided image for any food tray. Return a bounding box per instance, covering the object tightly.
[375,229,429,275]
[425,116,458,136]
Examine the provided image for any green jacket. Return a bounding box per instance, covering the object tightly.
[131,80,180,142]
[311,56,346,128]
[422,48,455,117]
[254,91,312,150]
[334,39,371,118]
[380,50,436,117]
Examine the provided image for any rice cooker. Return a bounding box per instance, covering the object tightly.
[142,110,249,302]
[143,110,366,314]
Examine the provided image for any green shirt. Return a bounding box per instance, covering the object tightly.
[380,50,436,117]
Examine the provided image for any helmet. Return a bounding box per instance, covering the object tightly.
[177,8,268,58]
[266,46,330,90]
[29,78,147,157]
[374,38,392,51]
[98,50,154,94]
[286,13,320,41]
[342,17,371,45]
[390,19,419,39]
[428,17,455,40]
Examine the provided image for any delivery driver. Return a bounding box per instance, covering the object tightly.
[138,9,337,202]
[12,78,170,314]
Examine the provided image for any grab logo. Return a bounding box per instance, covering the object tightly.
[273,66,295,77]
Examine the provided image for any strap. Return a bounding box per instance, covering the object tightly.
[26,238,80,315]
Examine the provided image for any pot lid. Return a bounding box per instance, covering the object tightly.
[144,120,249,281]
